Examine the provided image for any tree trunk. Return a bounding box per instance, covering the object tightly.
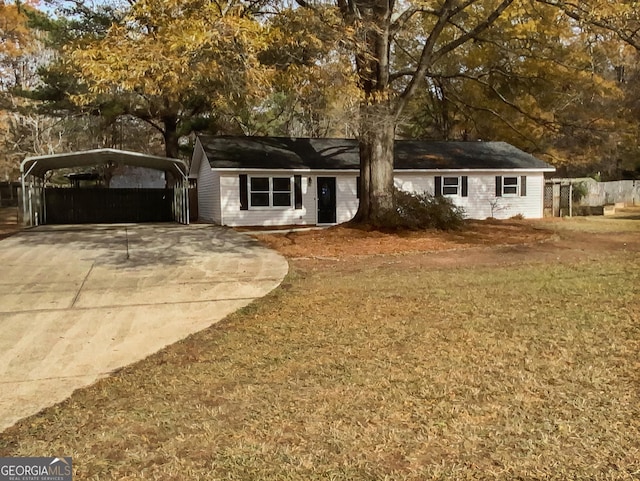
[162,115,179,158]
[353,101,396,226]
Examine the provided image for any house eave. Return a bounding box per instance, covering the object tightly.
[210,167,360,173]
[209,167,556,174]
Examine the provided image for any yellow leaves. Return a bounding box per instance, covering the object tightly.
[0,2,48,91]
[67,0,272,112]
[0,3,37,64]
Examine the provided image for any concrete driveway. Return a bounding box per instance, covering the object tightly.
[0,224,288,432]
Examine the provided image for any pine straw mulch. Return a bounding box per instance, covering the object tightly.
[249,219,554,260]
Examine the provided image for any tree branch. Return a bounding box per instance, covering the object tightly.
[432,0,515,63]
[390,5,438,34]
[537,0,640,50]
[447,89,540,146]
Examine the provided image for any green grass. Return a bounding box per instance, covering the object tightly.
[1,238,639,479]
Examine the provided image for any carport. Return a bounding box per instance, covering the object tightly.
[21,149,189,225]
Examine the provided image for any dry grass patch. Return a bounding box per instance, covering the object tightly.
[1,234,639,479]
[538,207,640,234]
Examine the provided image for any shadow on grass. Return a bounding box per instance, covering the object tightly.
[611,214,640,221]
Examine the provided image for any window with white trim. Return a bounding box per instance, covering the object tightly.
[435,175,468,197]
[249,176,292,207]
[495,175,527,198]
[442,176,460,195]
[250,177,270,206]
[502,176,519,196]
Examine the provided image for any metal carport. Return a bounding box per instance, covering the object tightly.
[20,149,189,225]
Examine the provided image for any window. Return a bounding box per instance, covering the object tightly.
[435,176,468,197]
[248,176,292,208]
[443,177,460,195]
[272,177,292,206]
[495,176,527,197]
[503,176,519,195]
[250,177,270,207]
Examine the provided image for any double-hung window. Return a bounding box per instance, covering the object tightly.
[443,177,460,195]
[503,176,519,196]
[496,176,527,197]
[250,177,271,207]
[435,176,468,197]
[271,177,293,206]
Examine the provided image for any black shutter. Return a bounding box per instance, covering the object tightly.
[294,175,303,209]
[435,176,442,196]
[239,174,248,210]
[520,176,527,196]
[356,176,360,199]
[495,176,502,197]
[461,176,468,197]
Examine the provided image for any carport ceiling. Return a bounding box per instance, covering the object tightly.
[21,148,188,179]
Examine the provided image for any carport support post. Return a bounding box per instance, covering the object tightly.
[21,176,27,226]
[29,185,34,225]
[184,178,189,225]
[21,160,40,226]
[42,179,47,224]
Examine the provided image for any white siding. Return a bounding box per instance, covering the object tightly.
[212,169,546,226]
[395,172,545,219]
[394,175,434,197]
[218,172,360,227]
[211,171,222,223]
[220,172,316,227]
[336,174,359,223]
[468,173,544,219]
[196,148,220,223]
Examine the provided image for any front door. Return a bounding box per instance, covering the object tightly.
[317,177,336,224]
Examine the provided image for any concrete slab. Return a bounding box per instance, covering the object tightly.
[0,224,288,432]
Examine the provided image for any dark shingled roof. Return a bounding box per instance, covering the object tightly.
[198,135,553,171]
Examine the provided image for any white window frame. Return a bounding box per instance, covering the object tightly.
[502,176,520,196]
[442,176,461,196]
[249,176,293,209]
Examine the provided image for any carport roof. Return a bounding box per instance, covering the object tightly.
[21,149,188,179]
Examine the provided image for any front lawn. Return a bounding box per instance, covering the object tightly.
[1,218,639,480]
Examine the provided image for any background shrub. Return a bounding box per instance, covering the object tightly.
[572,181,589,204]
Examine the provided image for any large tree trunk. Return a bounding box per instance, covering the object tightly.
[346,0,397,226]
[353,101,396,225]
[299,0,516,228]
[162,114,179,158]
